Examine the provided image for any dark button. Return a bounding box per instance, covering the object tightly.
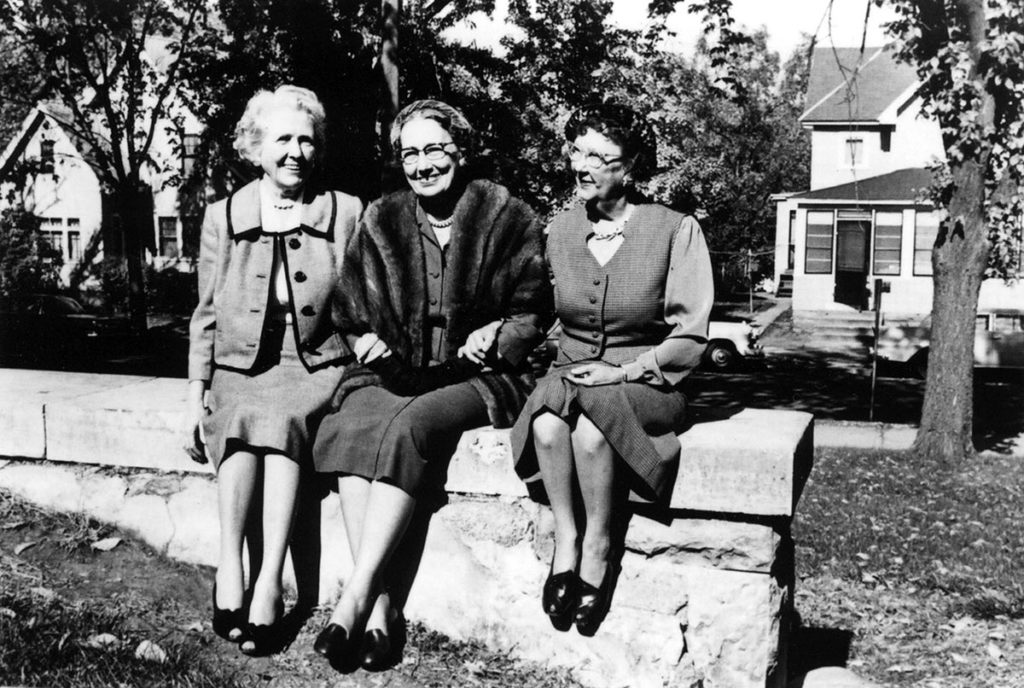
[591,331,599,339]
[588,315,596,323]
[289,237,301,250]
[429,297,438,305]
[430,271,440,278]
[590,346,598,353]
[301,305,315,317]
[294,271,307,282]
[593,279,601,285]
[589,296,597,304]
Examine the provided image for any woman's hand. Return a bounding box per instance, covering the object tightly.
[565,362,626,386]
[457,320,503,364]
[354,332,391,364]
[181,381,209,464]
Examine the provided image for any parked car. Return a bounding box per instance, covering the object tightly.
[0,293,130,365]
[874,310,1024,378]
[703,318,764,371]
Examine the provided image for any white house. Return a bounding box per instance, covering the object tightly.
[0,38,202,287]
[773,46,1024,315]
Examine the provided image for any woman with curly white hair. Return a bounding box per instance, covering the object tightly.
[183,85,362,656]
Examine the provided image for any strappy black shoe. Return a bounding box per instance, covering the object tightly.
[542,566,579,631]
[211,584,246,642]
[574,564,615,637]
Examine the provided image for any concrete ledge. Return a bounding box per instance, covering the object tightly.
[815,420,917,450]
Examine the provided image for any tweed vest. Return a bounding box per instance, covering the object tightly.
[548,203,683,366]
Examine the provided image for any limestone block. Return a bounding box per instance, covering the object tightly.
[793,667,881,688]
[445,427,527,497]
[46,377,205,474]
[681,566,789,688]
[0,462,83,511]
[627,514,783,573]
[616,553,688,615]
[77,472,129,524]
[118,494,174,553]
[165,476,218,565]
[673,408,813,516]
[440,497,535,547]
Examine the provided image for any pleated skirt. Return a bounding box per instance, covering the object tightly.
[510,365,688,502]
[202,323,345,471]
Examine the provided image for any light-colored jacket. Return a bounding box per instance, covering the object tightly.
[188,179,362,382]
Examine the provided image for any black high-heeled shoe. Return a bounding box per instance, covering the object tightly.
[542,566,579,631]
[574,565,615,637]
[211,583,246,642]
[360,611,406,671]
[314,623,360,670]
[239,599,285,657]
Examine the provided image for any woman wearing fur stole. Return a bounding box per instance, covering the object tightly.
[311,99,554,670]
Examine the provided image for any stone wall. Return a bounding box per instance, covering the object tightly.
[0,370,814,688]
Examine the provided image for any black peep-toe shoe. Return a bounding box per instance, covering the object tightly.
[211,584,247,642]
[542,566,579,631]
[574,565,614,637]
[239,600,285,657]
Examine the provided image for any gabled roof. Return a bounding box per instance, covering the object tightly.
[0,102,107,180]
[792,167,934,202]
[801,46,918,124]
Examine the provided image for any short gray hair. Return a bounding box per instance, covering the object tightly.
[389,99,474,156]
[233,85,327,165]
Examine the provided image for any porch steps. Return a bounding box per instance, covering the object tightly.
[787,311,917,352]
[776,272,794,298]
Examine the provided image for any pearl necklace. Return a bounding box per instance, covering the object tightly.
[428,215,454,229]
[272,201,296,211]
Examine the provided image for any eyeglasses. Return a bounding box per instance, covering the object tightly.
[399,142,459,166]
[566,144,625,170]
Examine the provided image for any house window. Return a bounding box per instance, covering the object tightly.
[873,211,903,275]
[40,140,55,174]
[914,212,940,276]
[38,217,63,258]
[181,132,200,178]
[805,210,834,274]
[843,137,865,168]
[67,218,81,262]
[158,216,179,258]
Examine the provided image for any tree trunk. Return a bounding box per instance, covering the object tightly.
[912,161,990,462]
[110,186,152,335]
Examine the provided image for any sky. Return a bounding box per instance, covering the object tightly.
[448,0,899,61]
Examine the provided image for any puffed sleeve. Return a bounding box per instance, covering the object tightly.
[187,207,220,383]
[620,215,713,386]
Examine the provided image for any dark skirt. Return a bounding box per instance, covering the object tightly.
[510,366,687,502]
[202,323,345,470]
[312,380,489,495]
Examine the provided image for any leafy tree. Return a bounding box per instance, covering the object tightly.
[0,206,62,298]
[1,0,209,332]
[878,0,1024,461]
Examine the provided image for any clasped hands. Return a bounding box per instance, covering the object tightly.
[353,319,502,366]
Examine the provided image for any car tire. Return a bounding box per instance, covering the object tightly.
[908,348,929,379]
[705,341,738,371]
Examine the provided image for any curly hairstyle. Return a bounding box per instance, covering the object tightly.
[389,99,475,157]
[233,85,327,166]
[564,102,658,181]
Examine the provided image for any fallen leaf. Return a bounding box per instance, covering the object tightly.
[90,537,122,552]
[83,633,120,649]
[184,621,204,633]
[134,640,168,663]
[950,652,969,664]
[987,642,1004,660]
[949,617,973,633]
[0,607,16,618]
[1,520,27,530]
[13,541,37,555]
[29,587,54,601]
[989,630,1006,640]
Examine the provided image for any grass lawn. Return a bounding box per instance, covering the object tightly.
[0,489,579,688]
[794,447,1024,687]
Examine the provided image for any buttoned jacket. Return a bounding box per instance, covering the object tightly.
[188,179,363,382]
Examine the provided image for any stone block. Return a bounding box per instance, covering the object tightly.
[681,566,789,688]
[0,462,83,511]
[165,476,218,565]
[673,408,813,516]
[118,494,174,553]
[445,427,527,497]
[77,472,129,524]
[627,515,784,573]
[46,377,206,474]
[793,667,881,688]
